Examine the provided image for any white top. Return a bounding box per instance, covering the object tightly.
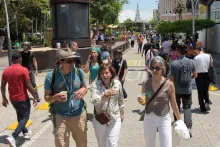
[90,79,125,121]
[162,41,171,54]
[194,53,211,73]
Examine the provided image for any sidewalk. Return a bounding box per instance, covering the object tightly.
[0,43,220,146]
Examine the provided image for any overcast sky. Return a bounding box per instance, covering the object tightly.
[119,0,158,23]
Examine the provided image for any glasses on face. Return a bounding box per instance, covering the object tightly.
[63,59,74,64]
[150,66,162,71]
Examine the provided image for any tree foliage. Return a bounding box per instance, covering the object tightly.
[90,0,128,25]
[173,0,186,20]
[121,18,139,32]
[156,19,216,34]
[0,0,50,41]
[148,18,159,28]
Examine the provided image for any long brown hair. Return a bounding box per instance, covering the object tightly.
[98,63,116,80]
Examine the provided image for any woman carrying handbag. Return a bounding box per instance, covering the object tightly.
[137,56,182,147]
[91,63,125,147]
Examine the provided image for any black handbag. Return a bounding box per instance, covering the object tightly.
[208,54,217,84]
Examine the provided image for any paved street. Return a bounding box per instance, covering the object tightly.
[0,44,220,147]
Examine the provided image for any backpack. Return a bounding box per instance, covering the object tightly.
[178,60,191,87]
[50,67,84,128]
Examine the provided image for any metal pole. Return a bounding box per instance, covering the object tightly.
[15,13,18,40]
[3,0,12,66]
[191,0,195,47]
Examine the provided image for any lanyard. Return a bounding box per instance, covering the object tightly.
[60,71,73,93]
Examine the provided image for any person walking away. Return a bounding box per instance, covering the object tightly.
[137,34,144,53]
[112,50,128,100]
[69,41,81,68]
[142,38,152,62]
[194,46,212,112]
[122,33,127,41]
[83,47,103,84]
[101,44,111,63]
[91,63,125,147]
[1,52,38,147]
[162,37,171,55]
[21,42,40,102]
[137,56,181,147]
[170,43,198,138]
[130,33,135,48]
[44,48,87,147]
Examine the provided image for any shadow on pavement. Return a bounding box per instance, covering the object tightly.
[132,109,141,115]
[87,113,93,122]
[42,115,51,123]
[191,108,209,115]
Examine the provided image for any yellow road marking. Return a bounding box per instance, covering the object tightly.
[127,60,145,67]
[8,120,32,130]
[36,102,49,110]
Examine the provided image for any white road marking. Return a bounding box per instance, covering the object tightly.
[22,121,52,147]
[133,60,138,66]
[136,71,141,81]
[209,91,220,96]
[138,60,142,66]
[142,72,147,82]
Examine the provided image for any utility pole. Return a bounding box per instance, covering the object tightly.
[191,0,196,48]
[3,0,12,65]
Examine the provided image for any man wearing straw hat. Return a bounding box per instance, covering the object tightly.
[44,48,87,147]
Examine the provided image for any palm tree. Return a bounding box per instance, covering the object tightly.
[173,0,186,20]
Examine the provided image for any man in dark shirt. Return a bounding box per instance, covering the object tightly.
[69,41,81,68]
[21,42,40,101]
[112,50,128,100]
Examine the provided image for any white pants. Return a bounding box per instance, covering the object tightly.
[92,116,121,147]
[144,113,172,147]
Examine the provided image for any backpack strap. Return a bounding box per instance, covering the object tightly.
[73,67,83,86]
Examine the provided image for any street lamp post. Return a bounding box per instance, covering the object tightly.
[3,0,12,65]
[191,0,196,47]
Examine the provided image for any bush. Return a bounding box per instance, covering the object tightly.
[156,19,216,34]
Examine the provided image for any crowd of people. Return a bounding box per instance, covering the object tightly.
[1,34,215,147]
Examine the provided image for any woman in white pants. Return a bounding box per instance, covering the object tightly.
[138,56,181,147]
[91,63,125,147]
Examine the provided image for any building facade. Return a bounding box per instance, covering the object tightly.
[158,0,199,21]
[198,0,220,53]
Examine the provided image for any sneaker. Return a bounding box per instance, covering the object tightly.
[23,130,32,139]
[205,103,211,111]
[124,98,127,102]
[188,129,192,138]
[5,136,16,147]
[208,99,213,105]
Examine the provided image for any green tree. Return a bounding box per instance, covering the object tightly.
[0,0,50,41]
[173,0,186,20]
[155,19,216,34]
[91,0,128,25]
[148,18,159,28]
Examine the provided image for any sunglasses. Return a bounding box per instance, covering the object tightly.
[150,66,162,71]
[63,59,74,64]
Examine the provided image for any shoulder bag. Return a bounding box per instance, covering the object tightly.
[139,79,167,121]
[94,97,111,125]
[115,59,124,80]
[208,54,217,84]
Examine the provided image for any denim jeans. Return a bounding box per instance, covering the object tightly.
[29,71,39,98]
[11,99,31,139]
[174,94,192,129]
